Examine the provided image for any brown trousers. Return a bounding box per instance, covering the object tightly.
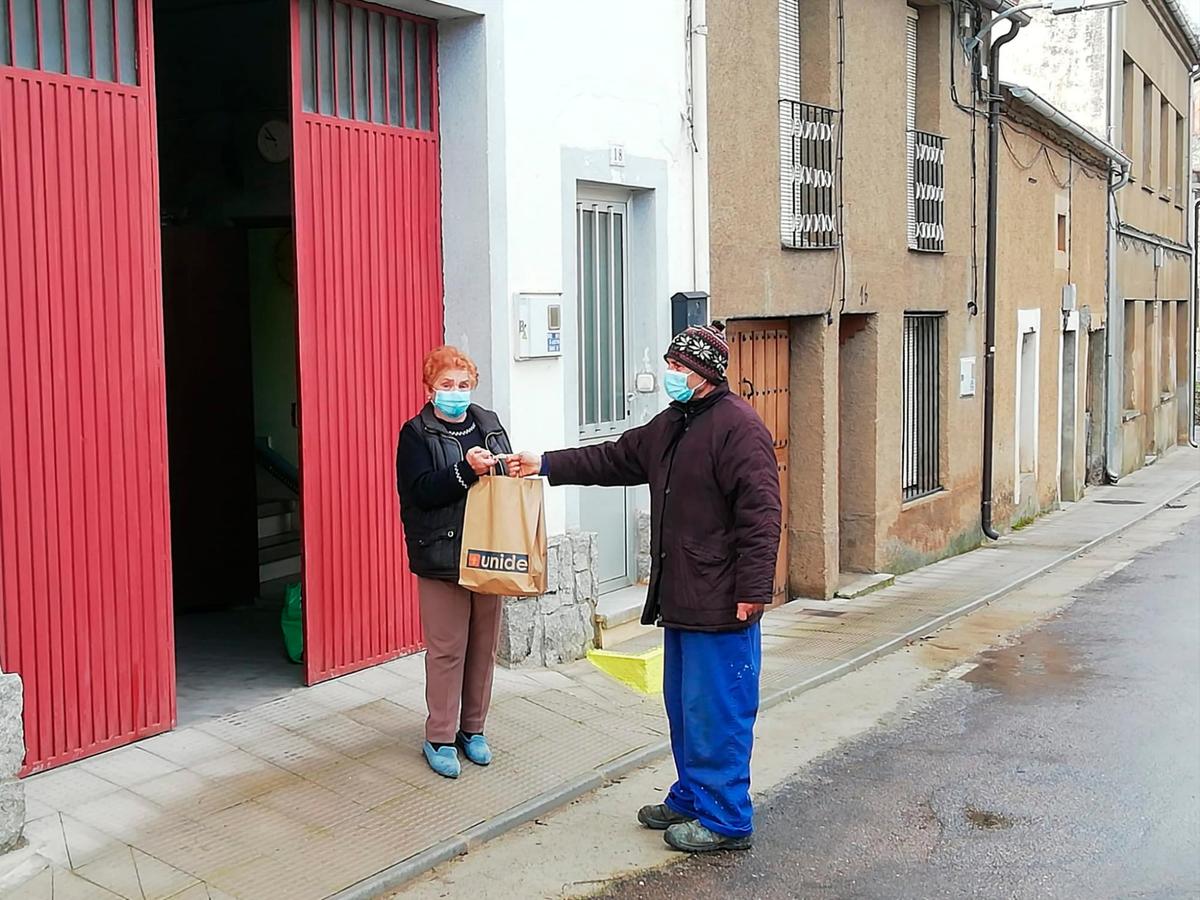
[418,577,503,743]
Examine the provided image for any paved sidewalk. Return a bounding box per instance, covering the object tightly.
[7,448,1198,900]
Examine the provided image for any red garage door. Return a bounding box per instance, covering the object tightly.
[0,0,174,772]
[290,0,442,682]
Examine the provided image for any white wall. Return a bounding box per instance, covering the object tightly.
[1004,7,1111,142]
[435,1,701,535]
[492,0,700,534]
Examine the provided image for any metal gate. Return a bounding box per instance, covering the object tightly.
[726,321,790,602]
[1,0,174,772]
[290,0,442,681]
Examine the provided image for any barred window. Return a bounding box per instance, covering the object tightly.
[779,0,837,249]
[902,313,942,501]
[906,6,945,252]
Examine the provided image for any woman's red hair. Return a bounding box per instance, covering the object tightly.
[422,346,479,390]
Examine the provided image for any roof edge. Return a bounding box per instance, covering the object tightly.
[1001,82,1133,170]
[1157,0,1200,64]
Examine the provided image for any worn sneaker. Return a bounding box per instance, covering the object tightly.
[636,803,695,830]
[663,820,753,853]
[456,731,493,766]
[422,741,461,779]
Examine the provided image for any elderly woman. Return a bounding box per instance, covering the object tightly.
[396,346,513,778]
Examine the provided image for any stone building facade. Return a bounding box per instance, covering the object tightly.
[704,0,1120,598]
[1007,0,1199,478]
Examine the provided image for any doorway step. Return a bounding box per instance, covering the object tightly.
[834,572,895,600]
[594,584,655,649]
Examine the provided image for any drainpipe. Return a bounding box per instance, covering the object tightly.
[1191,195,1198,447]
[981,18,1024,541]
[689,0,710,296]
[1104,163,1132,481]
[1103,3,1125,483]
[1189,65,1199,449]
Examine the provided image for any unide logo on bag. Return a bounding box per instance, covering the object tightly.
[466,549,530,573]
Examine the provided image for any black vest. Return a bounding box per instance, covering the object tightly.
[397,404,512,580]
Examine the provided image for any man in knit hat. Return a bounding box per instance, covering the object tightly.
[507,323,781,852]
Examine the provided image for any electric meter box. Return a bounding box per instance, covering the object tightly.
[515,293,564,360]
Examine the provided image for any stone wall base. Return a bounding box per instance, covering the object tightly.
[497,532,599,668]
[0,670,25,854]
[635,510,651,584]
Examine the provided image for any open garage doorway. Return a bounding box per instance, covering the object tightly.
[154,0,303,725]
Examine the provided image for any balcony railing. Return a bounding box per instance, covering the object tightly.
[779,100,838,250]
[908,130,946,253]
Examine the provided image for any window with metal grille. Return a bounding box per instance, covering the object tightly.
[901,313,942,501]
[905,7,944,253]
[0,0,137,84]
[297,0,435,131]
[779,0,836,250]
[577,199,628,438]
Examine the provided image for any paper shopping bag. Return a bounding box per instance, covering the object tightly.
[459,475,548,596]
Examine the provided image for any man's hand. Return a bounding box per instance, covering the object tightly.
[506,451,542,478]
[466,447,498,476]
[736,602,765,621]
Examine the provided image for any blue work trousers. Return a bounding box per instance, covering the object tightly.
[662,622,762,837]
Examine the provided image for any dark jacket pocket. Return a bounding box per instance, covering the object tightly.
[409,528,461,581]
[678,539,735,604]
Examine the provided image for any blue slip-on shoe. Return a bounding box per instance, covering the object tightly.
[422,741,461,779]
[456,731,493,766]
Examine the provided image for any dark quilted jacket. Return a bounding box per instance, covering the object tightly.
[545,384,781,631]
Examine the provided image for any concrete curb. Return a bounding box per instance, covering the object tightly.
[328,477,1200,900]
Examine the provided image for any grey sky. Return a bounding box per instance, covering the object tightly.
[1181,0,1200,30]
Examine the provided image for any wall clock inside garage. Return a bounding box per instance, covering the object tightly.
[257,120,292,163]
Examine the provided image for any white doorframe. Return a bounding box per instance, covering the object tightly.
[1014,308,1041,506]
[575,188,636,592]
[1057,310,1081,502]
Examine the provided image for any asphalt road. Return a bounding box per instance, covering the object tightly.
[596,515,1200,900]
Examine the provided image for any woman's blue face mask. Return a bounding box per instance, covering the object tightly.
[433,389,471,418]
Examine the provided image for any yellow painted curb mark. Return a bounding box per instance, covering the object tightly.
[586,646,664,695]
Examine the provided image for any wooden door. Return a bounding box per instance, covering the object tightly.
[726,321,790,604]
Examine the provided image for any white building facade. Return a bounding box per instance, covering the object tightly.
[436,0,708,600]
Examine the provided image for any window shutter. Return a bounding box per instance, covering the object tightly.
[779,0,800,102]
[905,7,919,249]
[780,0,800,246]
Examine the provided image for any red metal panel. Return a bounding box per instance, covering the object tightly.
[291,0,441,682]
[0,0,173,773]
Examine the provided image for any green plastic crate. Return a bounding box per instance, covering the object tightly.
[281,582,303,664]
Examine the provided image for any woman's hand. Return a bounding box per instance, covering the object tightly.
[466,447,498,476]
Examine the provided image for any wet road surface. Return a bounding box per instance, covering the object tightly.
[596,516,1200,899]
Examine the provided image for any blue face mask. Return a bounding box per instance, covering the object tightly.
[663,370,695,404]
[433,389,471,418]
